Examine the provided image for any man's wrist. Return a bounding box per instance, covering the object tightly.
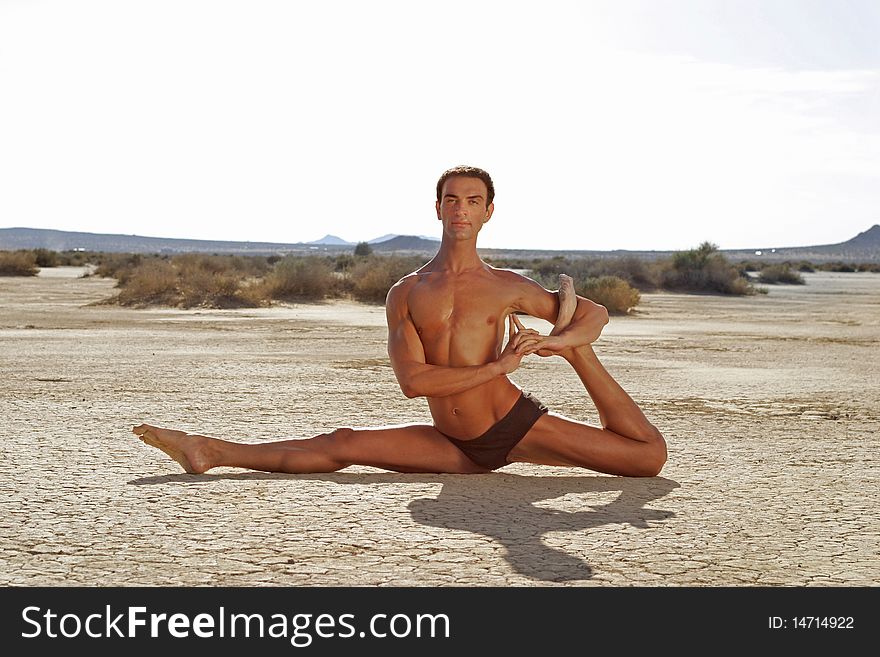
[487,360,506,377]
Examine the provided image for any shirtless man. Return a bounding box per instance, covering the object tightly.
[134,166,666,477]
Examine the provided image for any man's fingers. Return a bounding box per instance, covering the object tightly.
[514,336,542,354]
[512,330,540,349]
[511,314,526,330]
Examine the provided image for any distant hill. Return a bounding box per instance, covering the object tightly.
[371,235,442,252]
[369,233,440,244]
[1,225,877,262]
[722,224,880,262]
[368,233,398,244]
[307,234,353,246]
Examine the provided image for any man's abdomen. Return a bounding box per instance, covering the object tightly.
[427,377,522,440]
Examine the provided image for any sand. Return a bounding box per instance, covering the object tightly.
[0,266,877,586]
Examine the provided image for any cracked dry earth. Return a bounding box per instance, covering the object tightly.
[1,268,877,586]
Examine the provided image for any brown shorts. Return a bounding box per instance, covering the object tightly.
[441,392,549,471]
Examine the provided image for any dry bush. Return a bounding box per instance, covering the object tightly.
[177,267,255,308]
[0,251,39,276]
[532,255,660,289]
[31,249,60,267]
[350,255,426,303]
[112,260,180,307]
[758,264,806,285]
[576,275,641,314]
[93,253,149,283]
[261,256,337,301]
[818,261,856,272]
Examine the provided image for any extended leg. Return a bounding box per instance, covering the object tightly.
[132,423,488,475]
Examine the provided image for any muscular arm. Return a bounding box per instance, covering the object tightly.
[511,273,609,349]
[385,280,518,399]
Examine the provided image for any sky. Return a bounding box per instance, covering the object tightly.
[1,0,879,251]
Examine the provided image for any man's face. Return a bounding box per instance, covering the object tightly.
[435,176,494,241]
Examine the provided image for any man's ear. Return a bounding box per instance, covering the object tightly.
[485,202,495,222]
[435,200,441,220]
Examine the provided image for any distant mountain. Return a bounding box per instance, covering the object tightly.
[371,235,442,252]
[307,234,353,246]
[369,233,441,244]
[838,224,880,249]
[1,225,877,261]
[722,224,880,262]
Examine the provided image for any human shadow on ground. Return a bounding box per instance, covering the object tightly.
[130,472,678,582]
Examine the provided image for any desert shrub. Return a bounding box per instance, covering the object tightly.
[659,242,756,295]
[856,262,880,273]
[56,250,97,266]
[794,261,816,272]
[593,256,660,289]
[101,254,265,308]
[349,255,426,303]
[0,250,39,276]
[262,256,336,301]
[758,264,805,285]
[354,241,373,256]
[483,256,534,269]
[818,261,856,272]
[174,257,259,308]
[576,276,640,314]
[333,254,356,273]
[93,253,148,283]
[31,248,60,267]
[532,255,660,290]
[112,260,180,307]
[174,254,271,279]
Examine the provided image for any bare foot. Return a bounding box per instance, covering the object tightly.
[132,424,214,474]
[551,273,577,335]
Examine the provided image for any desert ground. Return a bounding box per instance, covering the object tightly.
[1,266,877,586]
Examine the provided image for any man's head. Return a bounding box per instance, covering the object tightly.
[435,166,495,242]
[436,166,494,207]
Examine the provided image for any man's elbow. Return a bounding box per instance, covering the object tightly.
[398,379,422,399]
[400,384,420,399]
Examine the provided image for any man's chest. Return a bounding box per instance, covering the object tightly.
[407,276,512,338]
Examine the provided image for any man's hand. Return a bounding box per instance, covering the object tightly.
[496,314,543,374]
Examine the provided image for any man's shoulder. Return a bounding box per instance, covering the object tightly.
[485,264,542,289]
[386,271,422,306]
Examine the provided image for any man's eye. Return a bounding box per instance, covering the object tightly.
[469,200,478,205]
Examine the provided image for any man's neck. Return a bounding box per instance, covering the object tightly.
[432,238,484,273]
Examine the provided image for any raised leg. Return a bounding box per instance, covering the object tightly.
[132,423,488,475]
[508,274,666,476]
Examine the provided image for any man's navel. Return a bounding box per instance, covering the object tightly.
[452,408,460,416]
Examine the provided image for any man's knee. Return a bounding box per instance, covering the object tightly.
[638,426,667,477]
[326,427,356,447]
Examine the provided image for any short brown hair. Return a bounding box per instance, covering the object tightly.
[436,166,495,206]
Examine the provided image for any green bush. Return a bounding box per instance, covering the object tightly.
[660,242,756,295]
